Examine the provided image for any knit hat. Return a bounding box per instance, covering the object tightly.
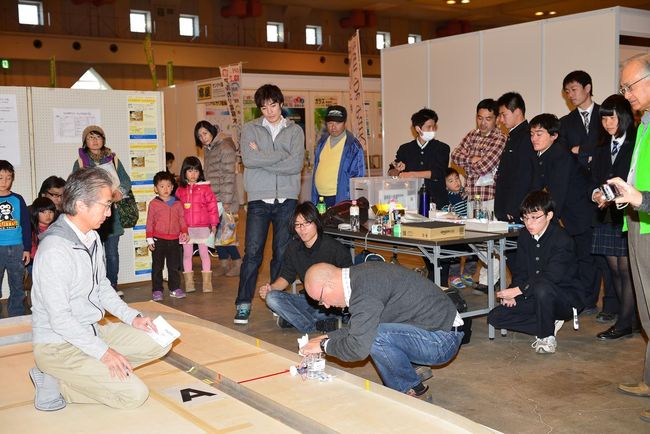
[325,105,347,123]
[82,125,105,145]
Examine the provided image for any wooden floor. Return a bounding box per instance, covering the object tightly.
[0,303,493,433]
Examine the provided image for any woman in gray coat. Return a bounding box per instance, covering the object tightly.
[194,121,241,277]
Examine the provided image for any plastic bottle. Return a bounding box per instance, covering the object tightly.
[429,202,437,220]
[349,200,360,232]
[417,185,430,217]
[473,194,483,219]
[306,353,326,379]
[393,212,402,237]
[316,196,327,215]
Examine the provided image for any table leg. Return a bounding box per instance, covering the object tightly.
[487,239,495,340]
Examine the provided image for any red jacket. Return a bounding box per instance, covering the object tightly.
[175,182,219,228]
[146,197,188,240]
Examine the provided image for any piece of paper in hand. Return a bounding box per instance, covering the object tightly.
[297,334,309,355]
[146,315,181,347]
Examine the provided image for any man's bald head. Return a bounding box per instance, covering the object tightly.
[305,263,344,308]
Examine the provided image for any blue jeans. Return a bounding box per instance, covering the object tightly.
[0,244,26,317]
[102,234,120,290]
[236,199,296,305]
[265,291,339,332]
[216,245,241,260]
[369,323,463,393]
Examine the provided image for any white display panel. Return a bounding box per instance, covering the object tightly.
[30,87,164,284]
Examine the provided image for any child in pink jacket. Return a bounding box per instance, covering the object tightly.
[175,156,219,293]
[146,171,189,301]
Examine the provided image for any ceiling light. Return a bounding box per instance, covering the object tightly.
[534,11,544,16]
[460,0,470,3]
[446,0,456,4]
[549,11,557,15]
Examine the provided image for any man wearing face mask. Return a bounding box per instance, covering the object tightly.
[389,108,450,208]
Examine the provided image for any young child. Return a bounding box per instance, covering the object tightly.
[442,168,468,217]
[29,197,56,261]
[0,160,31,317]
[146,171,189,301]
[175,156,219,293]
[487,190,585,354]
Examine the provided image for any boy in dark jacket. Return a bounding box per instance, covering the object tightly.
[488,191,584,354]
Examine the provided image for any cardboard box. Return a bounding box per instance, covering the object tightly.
[400,221,465,241]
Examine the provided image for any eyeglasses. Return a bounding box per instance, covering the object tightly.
[294,220,313,229]
[92,201,113,211]
[317,286,325,306]
[619,74,649,96]
[520,213,546,223]
[46,191,63,198]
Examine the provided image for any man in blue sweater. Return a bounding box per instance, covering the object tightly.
[301,262,464,397]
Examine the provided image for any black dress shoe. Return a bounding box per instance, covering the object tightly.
[597,326,633,340]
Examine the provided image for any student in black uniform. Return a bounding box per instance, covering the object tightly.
[488,190,584,354]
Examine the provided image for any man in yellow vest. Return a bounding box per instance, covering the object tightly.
[311,106,365,207]
[608,53,650,424]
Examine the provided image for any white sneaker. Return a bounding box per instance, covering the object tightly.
[531,336,557,354]
[554,320,565,336]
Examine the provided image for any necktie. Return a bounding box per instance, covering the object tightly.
[581,111,589,134]
[611,140,620,162]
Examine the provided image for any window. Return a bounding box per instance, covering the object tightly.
[179,14,199,37]
[266,22,284,43]
[130,10,151,33]
[18,1,43,26]
[376,32,391,50]
[408,34,422,44]
[305,25,322,46]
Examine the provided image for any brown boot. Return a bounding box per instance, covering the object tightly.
[225,259,242,277]
[202,271,213,292]
[183,272,196,293]
[214,259,229,277]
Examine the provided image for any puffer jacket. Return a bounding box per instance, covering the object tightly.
[204,133,239,210]
[175,181,219,228]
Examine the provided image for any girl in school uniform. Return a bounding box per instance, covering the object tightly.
[175,156,219,293]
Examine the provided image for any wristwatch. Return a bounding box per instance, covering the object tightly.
[319,338,329,353]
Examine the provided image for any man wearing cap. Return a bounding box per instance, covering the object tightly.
[311,105,365,207]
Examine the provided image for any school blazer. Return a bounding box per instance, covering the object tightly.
[558,104,602,168]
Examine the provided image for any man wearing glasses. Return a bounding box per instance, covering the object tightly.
[300,261,464,398]
[258,202,352,333]
[610,53,650,423]
[30,168,170,411]
[488,190,584,354]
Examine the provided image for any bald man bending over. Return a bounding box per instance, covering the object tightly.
[300,262,464,398]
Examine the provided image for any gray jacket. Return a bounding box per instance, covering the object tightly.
[204,133,239,210]
[31,216,141,360]
[240,117,305,202]
[326,262,457,362]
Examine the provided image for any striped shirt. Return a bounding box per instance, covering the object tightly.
[451,128,506,200]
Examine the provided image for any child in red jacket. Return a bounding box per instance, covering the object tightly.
[147,171,189,301]
[175,157,219,293]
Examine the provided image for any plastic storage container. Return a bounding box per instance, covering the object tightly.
[350,176,423,217]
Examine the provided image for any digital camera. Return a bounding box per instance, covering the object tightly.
[599,183,621,202]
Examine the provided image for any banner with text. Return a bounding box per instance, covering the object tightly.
[348,30,369,157]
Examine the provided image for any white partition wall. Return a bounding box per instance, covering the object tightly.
[381,7,650,160]
[428,33,481,154]
[482,22,543,118]
[542,12,618,116]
